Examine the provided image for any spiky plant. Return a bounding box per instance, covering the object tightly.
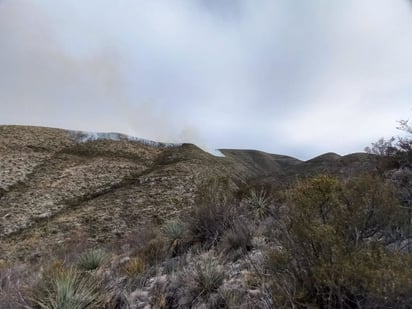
[77,249,108,271]
[161,220,185,243]
[245,189,272,219]
[32,267,105,309]
[161,220,186,254]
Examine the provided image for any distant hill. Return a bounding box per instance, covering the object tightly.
[0,125,378,262]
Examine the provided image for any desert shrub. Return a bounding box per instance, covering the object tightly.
[341,173,408,245]
[77,249,108,271]
[31,266,105,309]
[190,256,225,294]
[220,219,253,254]
[264,249,289,275]
[183,176,240,247]
[194,176,235,207]
[139,237,168,266]
[264,174,412,308]
[123,225,157,250]
[174,252,226,306]
[123,224,168,266]
[185,200,235,247]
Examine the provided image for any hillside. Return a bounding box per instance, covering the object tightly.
[0,126,228,261]
[3,125,401,309]
[0,125,380,263]
[4,126,406,309]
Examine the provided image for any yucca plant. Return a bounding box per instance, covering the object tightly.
[77,249,108,271]
[246,189,271,219]
[32,267,105,309]
[161,220,186,255]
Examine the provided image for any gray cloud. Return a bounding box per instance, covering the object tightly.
[1,0,412,159]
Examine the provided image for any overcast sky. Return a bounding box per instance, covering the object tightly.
[1,0,412,159]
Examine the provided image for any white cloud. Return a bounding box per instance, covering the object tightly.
[0,0,411,159]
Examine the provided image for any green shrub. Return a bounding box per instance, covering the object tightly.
[264,174,412,308]
[77,249,108,271]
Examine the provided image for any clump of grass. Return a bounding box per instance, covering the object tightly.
[123,257,146,277]
[77,249,108,271]
[191,255,225,294]
[31,267,105,309]
[176,252,226,301]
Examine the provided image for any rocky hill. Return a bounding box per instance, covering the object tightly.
[0,125,377,263]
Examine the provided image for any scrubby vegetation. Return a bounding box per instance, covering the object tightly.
[3,168,412,308]
[2,123,412,308]
[265,174,412,308]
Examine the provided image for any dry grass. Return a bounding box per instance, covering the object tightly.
[123,257,146,277]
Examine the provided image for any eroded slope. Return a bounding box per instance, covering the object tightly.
[0,126,229,261]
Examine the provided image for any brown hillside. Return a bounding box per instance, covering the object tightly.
[0,125,378,262]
